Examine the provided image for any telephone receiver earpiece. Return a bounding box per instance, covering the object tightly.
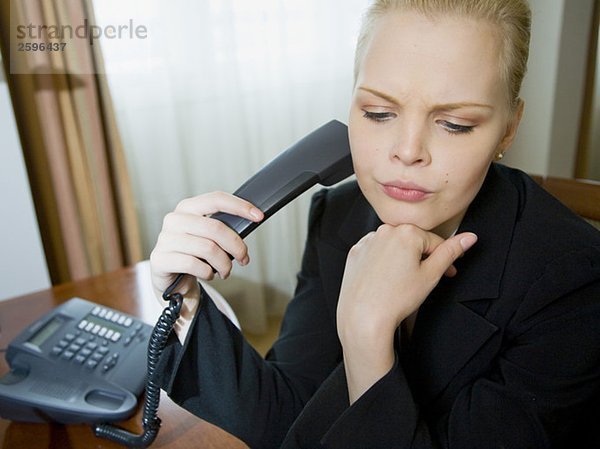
[211,119,354,238]
[95,119,353,448]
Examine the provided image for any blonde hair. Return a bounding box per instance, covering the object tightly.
[354,0,531,110]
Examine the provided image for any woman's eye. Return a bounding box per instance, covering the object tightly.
[363,111,395,122]
[439,120,475,135]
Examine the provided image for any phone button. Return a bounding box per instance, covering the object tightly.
[64,333,76,341]
[51,346,63,356]
[90,353,103,363]
[102,353,119,372]
[85,360,99,370]
[61,350,75,360]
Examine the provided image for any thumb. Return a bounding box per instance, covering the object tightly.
[425,232,478,276]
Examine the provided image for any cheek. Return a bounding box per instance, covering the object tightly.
[434,131,501,197]
[442,128,503,171]
[349,113,389,172]
[348,118,372,172]
[441,150,494,201]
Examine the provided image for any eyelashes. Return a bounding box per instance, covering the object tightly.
[437,120,475,135]
[363,111,395,122]
[362,111,476,135]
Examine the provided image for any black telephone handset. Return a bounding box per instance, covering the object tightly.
[94,119,354,447]
[211,119,353,238]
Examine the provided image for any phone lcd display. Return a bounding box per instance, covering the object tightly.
[28,317,63,348]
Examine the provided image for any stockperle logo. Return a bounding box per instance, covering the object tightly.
[9,0,151,75]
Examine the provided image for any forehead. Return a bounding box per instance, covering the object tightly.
[357,11,504,105]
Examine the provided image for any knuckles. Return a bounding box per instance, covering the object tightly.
[162,211,176,228]
[374,223,423,244]
[376,222,420,236]
[203,239,220,257]
[148,249,161,268]
[197,262,216,281]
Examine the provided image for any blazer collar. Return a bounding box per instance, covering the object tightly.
[337,189,382,247]
[450,164,519,302]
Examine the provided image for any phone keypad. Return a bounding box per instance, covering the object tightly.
[51,331,112,369]
[48,305,146,374]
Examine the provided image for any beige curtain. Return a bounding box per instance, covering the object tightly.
[0,0,142,283]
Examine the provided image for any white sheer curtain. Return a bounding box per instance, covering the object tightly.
[93,0,369,332]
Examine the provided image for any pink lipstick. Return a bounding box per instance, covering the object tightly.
[381,181,432,202]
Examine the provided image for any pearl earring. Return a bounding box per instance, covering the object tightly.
[495,152,504,161]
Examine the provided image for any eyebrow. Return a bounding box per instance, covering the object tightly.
[357,86,494,111]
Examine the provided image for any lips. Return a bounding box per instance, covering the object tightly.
[380,180,432,202]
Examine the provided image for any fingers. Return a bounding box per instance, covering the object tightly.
[175,191,264,222]
[151,250,217,283]
[156,231,244,279]
[151,192,264,289]
[161,212,250,265]
[423,232,478,278]
[368,224,477,280]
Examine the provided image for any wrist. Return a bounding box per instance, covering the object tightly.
[338,317,395,371]
[176,275,201,299]
[341,330,395,404]
[173,279,202,344]
[338,312,397,350]
[340,326,395,364]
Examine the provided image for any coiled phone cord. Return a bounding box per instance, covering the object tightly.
[93,273,185,448]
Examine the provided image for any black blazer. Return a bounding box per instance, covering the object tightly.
[157,164,600,449]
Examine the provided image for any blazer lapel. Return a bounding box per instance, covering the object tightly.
[405,291,499,406]
[406,165,520,405]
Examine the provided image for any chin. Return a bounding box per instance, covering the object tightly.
[373,207,435,230]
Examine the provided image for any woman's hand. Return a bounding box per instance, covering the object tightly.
[336,224,477,403]
[149,192,264,300]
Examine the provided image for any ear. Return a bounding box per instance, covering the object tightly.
[498,99,524,152]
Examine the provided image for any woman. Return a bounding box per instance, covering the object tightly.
[151,1,600,447]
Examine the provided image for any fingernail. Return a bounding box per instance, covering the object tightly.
[241,255,250,266]
[250,208,262,220]
[460,233,478,251]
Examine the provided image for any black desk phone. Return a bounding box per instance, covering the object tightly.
[0,298,153,424]
[0,119,353,447]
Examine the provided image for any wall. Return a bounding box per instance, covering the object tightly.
[505,0,595,177]
[0,63,51,300]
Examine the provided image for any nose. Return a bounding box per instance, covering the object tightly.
[389,120,431,166]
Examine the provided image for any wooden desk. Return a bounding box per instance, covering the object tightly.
[0,262,248,449]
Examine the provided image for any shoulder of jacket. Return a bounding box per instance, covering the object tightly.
[307,180,374,248]
[494,164,600,249]
[308,180,361,221]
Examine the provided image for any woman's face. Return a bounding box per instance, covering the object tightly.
[349,11,523,237]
